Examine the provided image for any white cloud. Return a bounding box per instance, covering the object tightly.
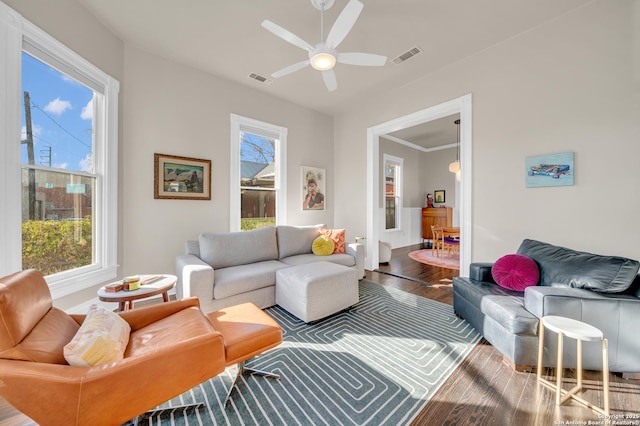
[53,162,69,170]
[21,124,42,141]
[44,97,72,116]
[81,98,93,121]
[79,153,92,173]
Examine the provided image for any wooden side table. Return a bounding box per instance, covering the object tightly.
[97,274,177,312]
[537,315,609,415]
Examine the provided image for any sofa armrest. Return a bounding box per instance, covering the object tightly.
[469,262,495,283]
[347,242,365,278]
[175,254,215,302]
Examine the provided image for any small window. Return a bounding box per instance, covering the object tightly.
[230,114,287,231]
[384,155,403,230]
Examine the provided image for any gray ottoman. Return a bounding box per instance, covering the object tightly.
[276,261,359,323]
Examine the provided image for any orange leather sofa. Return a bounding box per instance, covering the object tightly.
[0,270,227,426]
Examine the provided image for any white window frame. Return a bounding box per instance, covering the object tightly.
[383,154,403,231]
[0,3,119,299]
[230,114,287,231]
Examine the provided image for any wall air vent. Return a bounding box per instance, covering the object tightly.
[392,45,423,65]
[248,73,273,85]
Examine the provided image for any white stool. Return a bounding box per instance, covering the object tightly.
[537,315,609,415]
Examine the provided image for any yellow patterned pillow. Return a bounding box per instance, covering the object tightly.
[312,235,335,256]
[64,304,131,367]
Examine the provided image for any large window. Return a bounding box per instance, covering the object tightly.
[1,4,119,298]
[230,114,287,231]
[384,155,403,230]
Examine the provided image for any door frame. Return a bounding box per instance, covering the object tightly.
[366,94,473,275]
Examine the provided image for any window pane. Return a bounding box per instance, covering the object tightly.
[21,167,95,275]
[240,132,276,190]
[21,51,96,276]
[385,163,397,229]
[241,189,276,230]
[240,131,277,230]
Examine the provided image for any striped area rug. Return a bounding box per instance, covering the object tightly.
[147,280,480,425]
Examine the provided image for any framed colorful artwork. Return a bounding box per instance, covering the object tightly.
[154,153,211,200]
[525,152,574,188]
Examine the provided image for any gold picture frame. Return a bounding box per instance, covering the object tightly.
[154,153,211,200]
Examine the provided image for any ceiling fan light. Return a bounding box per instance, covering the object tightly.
[449,161,460,173]
[310,52,336,71]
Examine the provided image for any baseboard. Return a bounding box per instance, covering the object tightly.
[502,356,534,373]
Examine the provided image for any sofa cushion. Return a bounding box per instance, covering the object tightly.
[276,225,324,259]
[64,304,131,367]
[199,226,278,269]
[280,253,356,268]
[213,260,288,300]
[312,235,335,256]
[517,239,640,293]
[319,228,345,254]
[492,254,539,291]
[480,294,538,336]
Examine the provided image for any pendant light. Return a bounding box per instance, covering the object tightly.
[449,119,461,175]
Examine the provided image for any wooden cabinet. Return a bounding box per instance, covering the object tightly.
[421,207,452,240]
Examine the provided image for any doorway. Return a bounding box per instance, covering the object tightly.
[366,94,473,276]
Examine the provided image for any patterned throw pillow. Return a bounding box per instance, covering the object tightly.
[319,228,345,254]
[64,304,131,367]
[312,235,335,256]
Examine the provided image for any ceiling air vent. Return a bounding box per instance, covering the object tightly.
[248,73,273,85]
[392,45,423,65]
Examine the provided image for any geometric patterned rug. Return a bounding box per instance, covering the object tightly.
[146,280,480,425]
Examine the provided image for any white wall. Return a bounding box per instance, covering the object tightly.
[121,46,334,277]
[335,0,640,263]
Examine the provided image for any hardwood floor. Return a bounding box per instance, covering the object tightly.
[2,245,638,425]
[373,244,640,425]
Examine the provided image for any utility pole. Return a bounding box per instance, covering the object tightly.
[22,91,36,220]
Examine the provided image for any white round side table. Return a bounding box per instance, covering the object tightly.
[537,315,609,415]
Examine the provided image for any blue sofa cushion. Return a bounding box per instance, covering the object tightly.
[517,239,640,293]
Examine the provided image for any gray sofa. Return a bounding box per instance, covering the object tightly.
[175,225,364,313]
[453,239,640,374]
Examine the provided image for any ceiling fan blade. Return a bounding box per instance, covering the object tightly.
[262,20,314,52]
[326,0,364,49]
[271,60,310,78]
[337,52,387,66]
[322,70,337,92]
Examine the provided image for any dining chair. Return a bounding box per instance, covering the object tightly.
[431,225,443,258]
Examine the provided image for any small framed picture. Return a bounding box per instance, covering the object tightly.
[434,190,445,204]
[302,166,325,210]
[154,153,211,200]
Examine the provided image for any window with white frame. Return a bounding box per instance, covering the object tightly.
[384,154,403,230]
[0,4,119,299]
[230,114,287,231]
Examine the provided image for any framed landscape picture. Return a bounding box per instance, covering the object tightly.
[434,190,445,204]
[154,153,211,200]
[525,152,574,188]
[302,166,326,210]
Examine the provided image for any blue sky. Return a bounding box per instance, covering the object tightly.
[21,52,94,173]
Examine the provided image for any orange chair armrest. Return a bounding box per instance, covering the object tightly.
[119,297,201,330]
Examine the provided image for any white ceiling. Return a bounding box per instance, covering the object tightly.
[76,0,591,117]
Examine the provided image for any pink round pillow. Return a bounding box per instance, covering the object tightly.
[491,254,540,291]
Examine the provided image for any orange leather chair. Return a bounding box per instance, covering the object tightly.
[208,303,283,406]
[0,270,227,426]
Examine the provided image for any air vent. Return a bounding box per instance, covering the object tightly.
[249,73,273,85]
[392,45,423,65]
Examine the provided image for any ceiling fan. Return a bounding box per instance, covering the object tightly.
[261,0,387,92]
